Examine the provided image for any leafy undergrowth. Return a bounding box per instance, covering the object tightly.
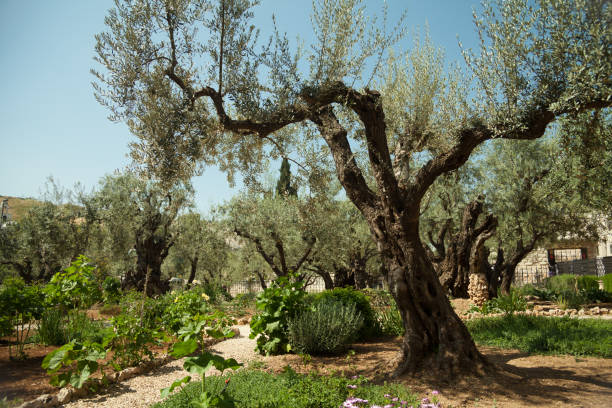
[467,315,612,357]
[152,368,421,408]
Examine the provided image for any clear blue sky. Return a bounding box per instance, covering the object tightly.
[0,0,479,212]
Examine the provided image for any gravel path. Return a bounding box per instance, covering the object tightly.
[62,325,258,408]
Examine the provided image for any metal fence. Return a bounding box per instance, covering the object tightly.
[228,276,328,296]
[228,275,386,296]
[513,256,612,286]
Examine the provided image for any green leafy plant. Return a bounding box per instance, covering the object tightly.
[287,298,364,355]
[105,313,160,370]
[102,276,121,304]
[490,290,528,315]
[162,310,241,407]
[163,287,213,334]
[0,278,44,359]
[249,276,306,355]
[41,339,108,388]
[363,289,404,336]
[43,255,102,310]
[554,290,587,310]
[469,290,528,316]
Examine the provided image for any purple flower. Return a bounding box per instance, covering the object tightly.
[431,390,439,395]
[421,397,430,404]
[384,394,392,398]
[341,396,369,407]
[351,375,359,379]
[347,384,357,389]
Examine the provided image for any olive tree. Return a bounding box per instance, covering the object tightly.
[165,212,229,286]
[94,0,611,375]
[91,172,193,295]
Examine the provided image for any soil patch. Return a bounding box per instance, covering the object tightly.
[0,342,59,403]
[255,337,612,407]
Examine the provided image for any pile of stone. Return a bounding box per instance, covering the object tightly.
[464,303,612,320]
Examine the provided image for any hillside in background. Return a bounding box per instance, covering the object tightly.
[0,196,41,221]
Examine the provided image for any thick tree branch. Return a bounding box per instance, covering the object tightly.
[291,237,316,273]
[234,227,283,277]
[310,106,379,216]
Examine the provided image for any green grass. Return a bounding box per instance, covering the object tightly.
[152,368,419,408]
[467,315,612,358]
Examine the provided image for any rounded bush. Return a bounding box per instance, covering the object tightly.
[287,297,363,355]
[310,287,378,339]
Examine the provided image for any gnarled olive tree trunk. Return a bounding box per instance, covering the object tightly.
[122,234,172,296]
[430,197,497,298]
[373,214,488,374]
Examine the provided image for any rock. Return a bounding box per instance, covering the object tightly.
[601,308,609,314]
[57,388,73,404]
[18,394,57,408]
[591,306,601,315]
[118,366,140,382]
[578,309,586,316]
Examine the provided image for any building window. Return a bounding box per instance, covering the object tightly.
[552,248,583,262]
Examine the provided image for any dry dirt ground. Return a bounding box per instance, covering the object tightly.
[1,300,611,407]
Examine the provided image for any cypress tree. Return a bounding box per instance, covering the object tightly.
[276,158,297,197]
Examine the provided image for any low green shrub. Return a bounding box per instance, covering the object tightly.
[34,309,108,346]
[490,290,528,314]
[311,287,378,339]
[469,290,528,315]
[514,284,554,301]
[576,275,600,291]
[603,274,612,293]
[545,274,600,293]
[467,314,612,357]
[99,304,122,316]
[581,288,612,303]
[64,311,109,344]
[288,297,363,355]
[119,290,171,330]
[554,290,587,310]
[152,368,420,408]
